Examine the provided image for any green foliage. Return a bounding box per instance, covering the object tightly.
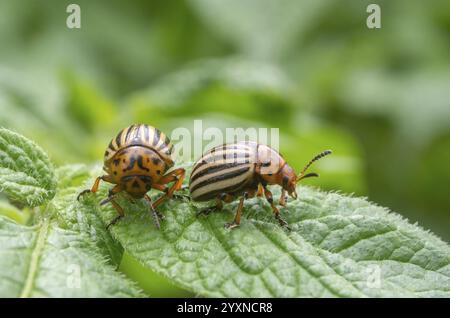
[87,185,449,297]
[0,200,29,224]
[0,128,56,207]
[0,216,142,297]
[0,128,449,298]
[1,0,450,297]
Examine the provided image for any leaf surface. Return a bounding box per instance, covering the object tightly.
[0,215,143,297]
[84,181,450,297]
[0,128,56,207]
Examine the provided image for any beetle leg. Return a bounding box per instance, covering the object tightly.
[144,194,163,229]
[153,183,190,201]
[100,185,125,229]
[77,175,112,200]
[99,184,122,205]
[256,183,264,197]
[196,195,226,216]
[106,199,125,230]
[152,168,186,208]
[279,189,287,207]
[263,186,291,230]
[225,193,247,229]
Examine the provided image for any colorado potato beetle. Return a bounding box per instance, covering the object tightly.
[189,141,331,229]
[78,124,186,229]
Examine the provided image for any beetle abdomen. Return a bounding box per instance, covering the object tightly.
[104,124,174,166]
[189,142,257,201]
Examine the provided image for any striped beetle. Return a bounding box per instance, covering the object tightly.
[78,124,186,229]
[189,141,331,229]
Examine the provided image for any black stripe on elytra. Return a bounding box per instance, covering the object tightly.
[191,162,250,182]
[190,165,250,193]
[164,134,170,146]
[212,144,252,152]
[153,128,161,146]
[133,124,141,140]
[125,124,135,142]
[115,129,124,148]
[108,140,116,151]
[194,178,249,201]
[191,152,251,175]
[144,125,150,143]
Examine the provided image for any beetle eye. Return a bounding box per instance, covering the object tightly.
[268,173,273,176]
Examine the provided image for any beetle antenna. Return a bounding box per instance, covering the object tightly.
[297,150,332,182]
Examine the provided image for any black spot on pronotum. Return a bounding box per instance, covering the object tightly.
[124,156,137,171]
[156,170,161,175]
[152,157,161,165]
[113,159,120,166]
[137,155,149,171]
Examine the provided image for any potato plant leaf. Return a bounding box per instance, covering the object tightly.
[51,165,123,265]
[0,128,57,207]
[82,176,450,297]
[0,215,143,297]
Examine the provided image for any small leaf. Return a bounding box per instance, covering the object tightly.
[85,179,450,297]
[0,215,143,297]
[0,128,57,207]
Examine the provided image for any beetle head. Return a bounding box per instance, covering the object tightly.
[282,150,332,199]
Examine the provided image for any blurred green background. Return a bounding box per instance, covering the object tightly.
[0,0,449,296]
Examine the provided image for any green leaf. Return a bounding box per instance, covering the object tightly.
[127,58,296,129]
[85,179,450,297]
[51,164,123,266]
[0,128,57,207]
[0,215,143,297]
[0,200,29,224]
[338,69,450,145]
[188,0,329,58]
